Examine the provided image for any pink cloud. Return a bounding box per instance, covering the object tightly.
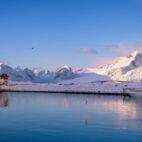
[93,57,115,67]
[106,43,140,56]
[135,44,142,52]
[98,44,119,49]
[92,43,142,67]
[79,48,97,54]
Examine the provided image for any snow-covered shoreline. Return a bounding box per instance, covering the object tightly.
[0,81,141,96]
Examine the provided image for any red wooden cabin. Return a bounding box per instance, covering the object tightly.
[0,74,9,85]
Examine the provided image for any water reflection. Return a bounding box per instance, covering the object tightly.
[0,92,8,109]
[4,93,142,121]
[0,93,142,142]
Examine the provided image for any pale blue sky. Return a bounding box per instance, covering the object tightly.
[0,0,142,70]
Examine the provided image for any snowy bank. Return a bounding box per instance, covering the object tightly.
[0,81,139,95]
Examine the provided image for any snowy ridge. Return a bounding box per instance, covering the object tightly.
[0,64,77,83]
[87,50,142,81]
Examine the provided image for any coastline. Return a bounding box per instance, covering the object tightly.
[0,82,136,96]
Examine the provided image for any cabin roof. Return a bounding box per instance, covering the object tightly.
[0,74,9,79]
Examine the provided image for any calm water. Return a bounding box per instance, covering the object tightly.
[0,92,142,142]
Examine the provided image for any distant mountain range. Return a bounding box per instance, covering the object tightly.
[0,64,77,83]
[1,50,142,83]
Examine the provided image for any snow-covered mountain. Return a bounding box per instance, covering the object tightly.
[2,50,142,83]
[0,64,76,83]
[87,50,142,81]
[55,65,77,81]
[0,63,110,83]
[0,64,31,82]
[61,73,110,84]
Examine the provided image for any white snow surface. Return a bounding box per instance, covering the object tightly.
[2,80,140,94]
[61,73,110,83]
[85,50,142,81]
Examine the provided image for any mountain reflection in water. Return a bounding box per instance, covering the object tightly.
[1,93,142,121]
[0,92,142,142]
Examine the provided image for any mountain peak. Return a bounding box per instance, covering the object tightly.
[128,50,140,58]
[0,63,4,67]
[107,50,142,70]
[89,50,142,81]
[60,65,71,69]
[56,65,72,72]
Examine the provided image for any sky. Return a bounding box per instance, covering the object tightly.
[0,0,142,70]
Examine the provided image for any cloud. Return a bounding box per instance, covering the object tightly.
[112,45,134,56]
[135,43,142,52]
[111,43,142,56]
[100,43,139,56]
[92,57,115,67]
[92,43,138,67]
[99,44,119,49]
[79,42,142,68]
[79,48,97,54]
